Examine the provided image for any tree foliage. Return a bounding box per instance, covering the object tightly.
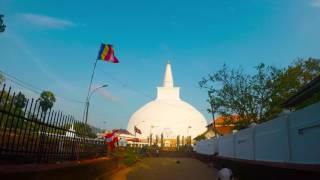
[0,15,6,33]
[0,73,4,85]
[200,58,320,130]
[13,93,27,109]
[270,58,320,114]
[39,91,56,112]
[193,132,206,141]
[72,122,97,138]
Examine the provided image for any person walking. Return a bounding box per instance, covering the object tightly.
[217,164,233,180]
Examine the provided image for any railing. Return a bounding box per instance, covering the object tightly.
[0,84,107,164]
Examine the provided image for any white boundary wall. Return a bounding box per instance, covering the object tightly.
[235,127,254,160]
[255,116,289,162]
[195,102,320,164]
[288,102,320,164]
[218,133,234,157]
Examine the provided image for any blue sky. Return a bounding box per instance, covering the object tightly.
[1,0,320,130]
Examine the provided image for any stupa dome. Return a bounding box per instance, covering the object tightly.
[127,62,207,139]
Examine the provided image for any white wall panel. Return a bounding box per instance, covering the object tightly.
[255,116,289,162]
[235,127,254,160]
[288,102,320,164]
[218,133,235,158]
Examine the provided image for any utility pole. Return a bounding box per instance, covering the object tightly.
[149,125,158,146]
[208,91,217,137]
[103,121,107,132]
[187,126,192,145]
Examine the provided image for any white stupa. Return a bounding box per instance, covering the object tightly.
[127,62,207,139]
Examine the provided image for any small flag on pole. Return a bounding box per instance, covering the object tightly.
[134,126,142,134]
[97,43,119,63]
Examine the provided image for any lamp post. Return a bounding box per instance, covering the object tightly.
[102,121,107,132]
[84,84,108,124]
[187,126,192,136]
[187,126,192,145]
[149,125,158,146]
[208,91,217,137]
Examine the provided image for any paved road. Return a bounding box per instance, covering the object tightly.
[110,157,217,180]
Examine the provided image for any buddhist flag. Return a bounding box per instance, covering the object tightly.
[97,43,119,63]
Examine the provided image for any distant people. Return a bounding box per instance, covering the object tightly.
[140,146,148,157]
[156,149,160,157]
[217,164,233,180]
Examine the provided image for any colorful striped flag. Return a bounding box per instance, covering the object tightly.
[97,43,119,63]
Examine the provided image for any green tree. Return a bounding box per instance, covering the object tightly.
[200,58,320,130]
[269,58,320,114]
[0,73,4,85]
[251,64,281,122]
[39,91,56,112]
[13,93,27,109]
[73,121,97,138]
[193,132,206,141]
[0,15,6,33]
[200,63,280,129]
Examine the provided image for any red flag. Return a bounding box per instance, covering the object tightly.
[134,126,142,134]
[104,131,119,152]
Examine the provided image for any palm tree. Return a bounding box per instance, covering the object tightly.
[13,93,27,109]
[38,91,56,112]
[0,15,6,33]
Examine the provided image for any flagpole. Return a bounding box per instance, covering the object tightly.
[134,130,136,147]
[83,59,98,124]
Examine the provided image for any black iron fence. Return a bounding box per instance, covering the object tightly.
[0,84,107,164]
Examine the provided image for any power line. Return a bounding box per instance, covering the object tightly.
[0,70,86,104]
[96,67,153,99]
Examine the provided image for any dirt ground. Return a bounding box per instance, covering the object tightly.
[105,157,218,180]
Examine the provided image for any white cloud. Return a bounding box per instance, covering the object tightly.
[311,0,320,7]
[6,32,76,92]
[19,13,76,29]
[91,84,119,102]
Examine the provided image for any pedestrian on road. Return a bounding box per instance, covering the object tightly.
[217,164,233,180]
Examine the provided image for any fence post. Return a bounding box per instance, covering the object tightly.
[284,114,291,162]
[0,90,15,155]
[252,126,256,160]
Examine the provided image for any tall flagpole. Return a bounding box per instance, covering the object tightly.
[83,59,98,124]
[83,43,119,124]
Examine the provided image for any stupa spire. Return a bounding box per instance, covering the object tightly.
[163,61,174,87]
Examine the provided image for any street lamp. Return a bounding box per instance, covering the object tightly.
[187,126,192,145]
[187,126,192,136]
[102,121,107,132]
[149,125,158,146]
[84,84,108,124]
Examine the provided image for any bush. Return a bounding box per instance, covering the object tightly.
[121,149,140,166]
